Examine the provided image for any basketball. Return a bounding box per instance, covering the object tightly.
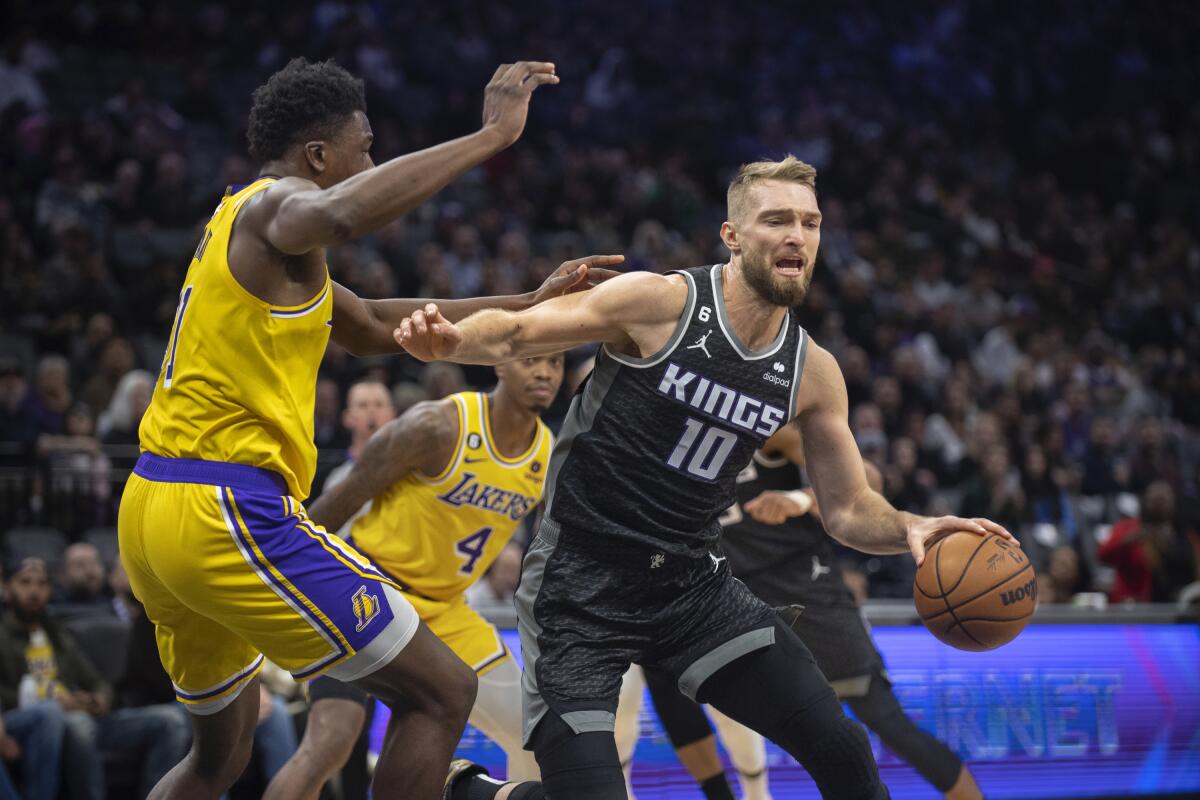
[914,532,1037,651]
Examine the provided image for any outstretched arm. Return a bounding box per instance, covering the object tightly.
[306,401,457,532]
[262,63,558,254]
[795,345,1014,564]
[331,255,624,356]
[395,270,688,366]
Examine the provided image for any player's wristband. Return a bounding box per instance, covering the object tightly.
[782,490,813,515]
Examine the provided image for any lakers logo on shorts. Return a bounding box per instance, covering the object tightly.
[352,586,381,632]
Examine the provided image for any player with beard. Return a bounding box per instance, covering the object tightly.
[266,355,563,800]
[397,156,1014,800]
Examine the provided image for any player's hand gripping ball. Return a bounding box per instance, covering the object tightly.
[914,532,1036,651]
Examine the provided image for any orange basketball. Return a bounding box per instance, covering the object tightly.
[913,532,1036,651]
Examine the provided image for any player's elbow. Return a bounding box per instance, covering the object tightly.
[821,511,857,550]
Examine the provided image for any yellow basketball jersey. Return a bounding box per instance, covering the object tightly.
[349,392,553,602]
[138,178,333,499]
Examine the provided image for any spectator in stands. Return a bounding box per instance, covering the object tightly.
[959,443,1025,532]
[97,368,153,446]
[0,557,108,800]
[80,336,136,415]
[0,564,64,800]
[24,355,71,438]
[0,697,64,800]
[55,543,109,608]
[1100,481,1200,603]
[1038,545,1089,605]
[321,381,395,488]
[1021,444,1080,555]
[108,557,134,621]
[1127,417,1184,495]
[1080,415,1130,497]
[885,436,935,515]
[317,380,396,535]
[2,555,199,799]
[106,568,192,798]
[36,403,111,532]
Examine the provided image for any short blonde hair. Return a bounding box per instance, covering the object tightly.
[727,155,817,223]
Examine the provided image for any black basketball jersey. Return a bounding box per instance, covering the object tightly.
[544,264,810,557]
[719,452,856,609]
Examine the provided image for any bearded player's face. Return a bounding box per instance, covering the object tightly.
[727,180,821,307]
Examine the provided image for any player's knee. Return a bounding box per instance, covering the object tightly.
[442,659,478,724]
[845,690,903,734]
[530,713,626,800]
[776,702,883,799]
[412,657,476,729]
[194,727,255,786]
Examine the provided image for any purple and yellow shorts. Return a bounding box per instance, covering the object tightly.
[118,454,419,715]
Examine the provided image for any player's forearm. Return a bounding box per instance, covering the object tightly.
[823,488,915,555]
[317,128,508,244]
[366,292,535,331]
[449,308,541,365]
[336,291,535,357]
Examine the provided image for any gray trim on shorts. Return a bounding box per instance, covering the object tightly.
[561,709,617,734]
[677,625,776,700]
[517,520,559,745]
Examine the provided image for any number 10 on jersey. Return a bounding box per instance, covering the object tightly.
[666,417,737,480]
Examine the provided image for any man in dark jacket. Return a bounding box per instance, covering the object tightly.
[4,554,196,799]
[0,558,109,800]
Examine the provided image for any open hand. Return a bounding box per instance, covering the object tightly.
[532,255,625,304]
[482,62,560,147]
[394,303,463,362]
[906,515,1017,566]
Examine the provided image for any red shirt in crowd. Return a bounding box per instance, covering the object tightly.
[1098,518,1200,603]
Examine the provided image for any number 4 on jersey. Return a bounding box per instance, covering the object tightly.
[455,526,494,574]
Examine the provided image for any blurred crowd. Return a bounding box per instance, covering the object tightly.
[0,0,1199,795]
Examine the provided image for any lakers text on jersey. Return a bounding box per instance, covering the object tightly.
[347,391,552,673]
